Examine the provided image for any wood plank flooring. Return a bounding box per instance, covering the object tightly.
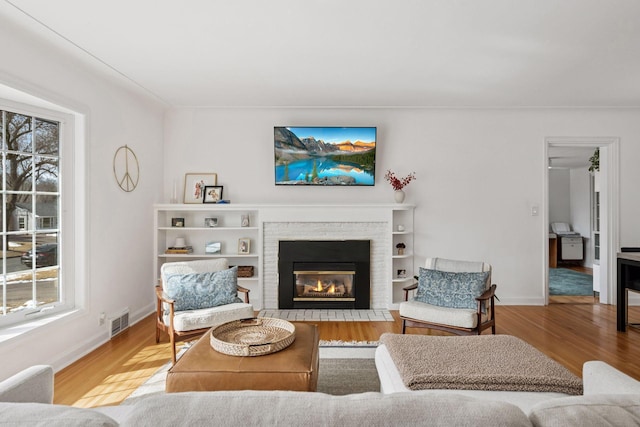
[52,304,640,408]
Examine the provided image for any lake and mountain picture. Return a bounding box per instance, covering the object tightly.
[274,127,376,186]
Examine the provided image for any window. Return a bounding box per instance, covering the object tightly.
[0,103,72,326]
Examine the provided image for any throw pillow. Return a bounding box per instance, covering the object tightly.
[164,266,240,311]
[414,267,489,311]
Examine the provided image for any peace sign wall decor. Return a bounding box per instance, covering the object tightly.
[113,145,140,192]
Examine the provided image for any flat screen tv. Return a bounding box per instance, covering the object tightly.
[274,126,376,186]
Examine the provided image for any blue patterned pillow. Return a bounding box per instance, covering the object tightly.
[164,266,241,311]
[414,267,489,311]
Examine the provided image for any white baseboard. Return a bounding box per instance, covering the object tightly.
[50,303,156,373]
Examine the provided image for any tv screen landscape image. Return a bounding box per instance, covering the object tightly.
[274,127,376,186]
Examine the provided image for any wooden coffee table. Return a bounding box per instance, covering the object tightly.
[166,322,319,392]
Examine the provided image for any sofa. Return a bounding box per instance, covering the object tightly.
[1,363,640,426]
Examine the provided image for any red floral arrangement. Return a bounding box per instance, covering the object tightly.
[384,170,416,191]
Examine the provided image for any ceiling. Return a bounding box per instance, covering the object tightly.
[2,0,640,108]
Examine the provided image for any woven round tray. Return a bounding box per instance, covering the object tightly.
[210,318,296,357]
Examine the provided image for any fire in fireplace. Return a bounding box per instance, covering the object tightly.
[278,240,370,309]
[294,265,356,302]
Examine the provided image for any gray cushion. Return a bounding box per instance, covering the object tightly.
[120,390,532,427]
[529,394,640,427]
[164,266,240,311]
[415,267,489,311]
[0,402,118,427]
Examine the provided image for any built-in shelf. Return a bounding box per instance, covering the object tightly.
[391,206,415,306]
[155,204,262,307]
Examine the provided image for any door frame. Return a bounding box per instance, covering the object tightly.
[543,137,620,304]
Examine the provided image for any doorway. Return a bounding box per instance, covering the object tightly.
[544,138,619,305]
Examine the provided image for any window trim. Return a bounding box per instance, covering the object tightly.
[0,97,82,328]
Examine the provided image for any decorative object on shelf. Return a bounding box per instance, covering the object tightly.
[589,148,600,172]
[205,217,218,227]
[205,242,221,254]
[238,238,251,254]
[174,237,187,248]
[172,218,185,227]
[241,214,250,227]
[385,170,416,204]
[397,224,405,232]
[170,179,178,204]
[113,145,140,192]
[203,185,224,203]
[397,269,407,278]
[165,246,193,254]
[237,265,255,278]
[184,173,217,204]
[396,242,406,255]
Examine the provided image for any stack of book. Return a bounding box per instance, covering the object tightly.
[165,246,194,254]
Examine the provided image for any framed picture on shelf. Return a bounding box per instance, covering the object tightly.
[397,269,407,278]
[238,238,250,254]
[241,214,250,227]
[203,185,223,203]
[205,242,221,254]
[184,173,217,204]
[204,217,218,227]
[171,217,185,227]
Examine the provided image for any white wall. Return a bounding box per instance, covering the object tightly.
[165,108,640,306]
[0,15,165,379]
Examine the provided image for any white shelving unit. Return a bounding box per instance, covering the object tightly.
[391,206,415,305]
[154,204,262,306]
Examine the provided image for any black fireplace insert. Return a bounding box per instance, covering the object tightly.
[278,240,370,309]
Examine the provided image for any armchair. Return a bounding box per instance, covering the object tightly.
[399,258,497,335]
[155,259,254,363]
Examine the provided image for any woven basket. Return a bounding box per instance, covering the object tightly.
[210,318,296,357]
[237,266,254,278]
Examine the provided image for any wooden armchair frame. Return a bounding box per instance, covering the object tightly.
[155,284,250,364]
[401,281,497,335]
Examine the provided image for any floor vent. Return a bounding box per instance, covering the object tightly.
[109,309,130,338]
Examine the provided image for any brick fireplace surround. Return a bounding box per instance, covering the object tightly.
[260,205,394,310]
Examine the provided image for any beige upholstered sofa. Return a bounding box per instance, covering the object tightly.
[1,363,640,426]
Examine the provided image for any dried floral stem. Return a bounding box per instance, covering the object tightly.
[384,170,416,191]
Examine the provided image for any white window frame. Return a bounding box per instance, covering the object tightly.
[0,97,79,328]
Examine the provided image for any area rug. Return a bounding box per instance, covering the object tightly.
[549,268,593,296]
[123,341,379,404]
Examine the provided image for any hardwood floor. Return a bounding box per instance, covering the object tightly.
[53,304,640,408]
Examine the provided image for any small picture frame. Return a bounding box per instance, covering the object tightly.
[241,214,250,227]
[205,242,221,254]
[205,217,218,227]
[171,218,185,227]
[203,185,223,203]
[184,173,217,204]
[397,269,407,278]
[238,238,251,254]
